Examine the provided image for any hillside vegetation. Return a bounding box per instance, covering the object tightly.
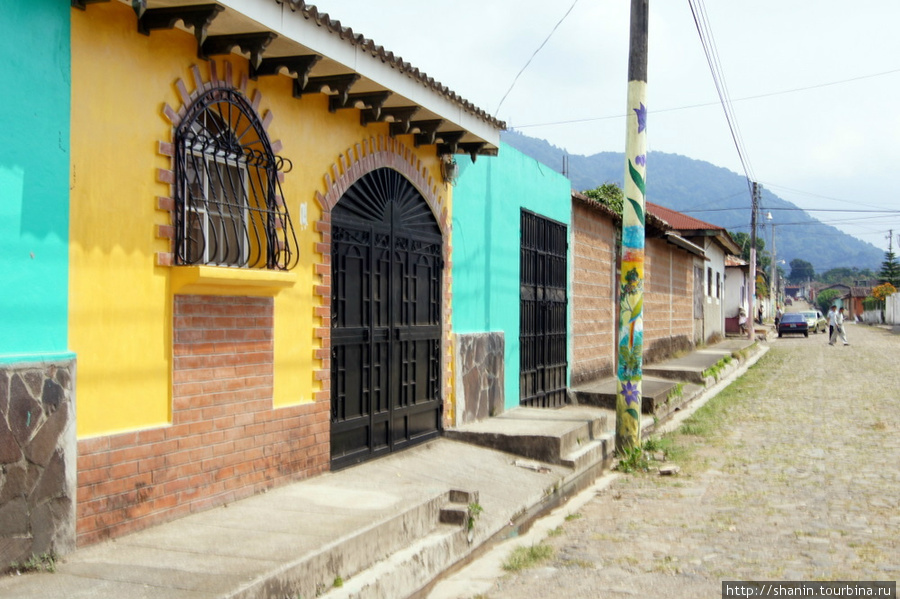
[502,130,883,273]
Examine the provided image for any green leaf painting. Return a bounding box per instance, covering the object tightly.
[628,160,646,197]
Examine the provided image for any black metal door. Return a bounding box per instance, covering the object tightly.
[520,210,568,408]
[331,168,443,470]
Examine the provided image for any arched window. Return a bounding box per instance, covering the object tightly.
[173,88,298,270]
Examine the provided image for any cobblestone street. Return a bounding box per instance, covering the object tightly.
[479,320,900,598]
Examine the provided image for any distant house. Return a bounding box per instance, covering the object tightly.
[784,285,801,299]
[646,203,742,344]
[569,193,702,387]
[724,256,751,334]
[848,287,872,320]
[818,284,851,311]
[816,283,872,319]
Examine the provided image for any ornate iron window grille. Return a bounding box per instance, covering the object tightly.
[174,88,299,270]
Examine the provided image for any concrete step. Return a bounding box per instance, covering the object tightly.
[571,376,678,414]
[642,364,707,385]
[439,489,479,528]
[224,491,456,599]
[642,348,738,385]
[320,523,470,599]
[560,432,615,471]
[444,406,612,466]
[319,490,478,599]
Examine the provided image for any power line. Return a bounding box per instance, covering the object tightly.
[688,0,754,191]
[511,68,900,130]
[729,214,900,230]
[682,207,900,214]
[759,182,896,213]
[494,0,581,116]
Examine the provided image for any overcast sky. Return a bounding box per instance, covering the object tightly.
[318,1,900,253]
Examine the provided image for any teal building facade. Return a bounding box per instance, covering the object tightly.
[452,143,571,419]
[0,0,77,568]
[1,0,72,363]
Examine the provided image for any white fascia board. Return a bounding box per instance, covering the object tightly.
[665,232,707,259]
[216,0,501,146]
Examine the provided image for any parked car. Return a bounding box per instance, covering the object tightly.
[777,312,809,338]
[800,310,827,334]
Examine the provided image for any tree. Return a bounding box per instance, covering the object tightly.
[788,259,815,283]
[730,231,770,272]
[878,249,900,287]
[582,182,624,214]
[872,282,896,301]
[817,288,841,313]
[820,267,876,286]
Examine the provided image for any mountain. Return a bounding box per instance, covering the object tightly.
[501,130,884,274]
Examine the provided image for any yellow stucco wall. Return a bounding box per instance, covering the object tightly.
[70,2,446,438]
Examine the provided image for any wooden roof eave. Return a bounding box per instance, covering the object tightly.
[73,0,504,159]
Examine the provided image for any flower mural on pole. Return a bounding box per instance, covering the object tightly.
[634,102,647,133]
[616,0,648,453]
[616,80,648,453]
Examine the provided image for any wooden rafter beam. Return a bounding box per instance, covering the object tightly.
[250,55,321,82]
[295,74,360,104]
[135,4,224,48]
[362,106,419,128]
[200,32,277,70]
[329,91,392,118]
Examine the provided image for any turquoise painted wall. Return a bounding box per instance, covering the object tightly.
[0,1,71,362]
[452,142,571,409]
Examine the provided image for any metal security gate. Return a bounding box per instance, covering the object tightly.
[330,168,443,470]
[519,209,568,408]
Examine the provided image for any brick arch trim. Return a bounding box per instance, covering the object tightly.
[312,135,454,428]
[153,60,287,266]
[314,135,449,232]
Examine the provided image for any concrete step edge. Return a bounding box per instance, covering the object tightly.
[560,434,615,470]
[320,524,470,599]
[226,491,451,599]
[557,421,599,459]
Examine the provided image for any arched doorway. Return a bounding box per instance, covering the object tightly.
[330,168,443,469]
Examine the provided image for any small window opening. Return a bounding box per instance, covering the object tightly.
[174,88,298,270]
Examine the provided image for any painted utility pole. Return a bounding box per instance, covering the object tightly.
[770,221,777,310]
[616,0,648,453]
[748,182,759,340]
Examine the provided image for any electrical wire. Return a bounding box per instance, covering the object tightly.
[681,207,900,215]
[494,0,581,116]
[688,0,755,192]
[512,68,900,129]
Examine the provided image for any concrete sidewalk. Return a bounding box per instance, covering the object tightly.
[0,337,764,599]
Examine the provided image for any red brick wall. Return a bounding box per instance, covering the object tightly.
[643,239,694,361]
[571,201,696,386]
[571,202,618,385]
[76,295,329,546]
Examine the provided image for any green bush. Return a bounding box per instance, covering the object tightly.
[816,289,841,313]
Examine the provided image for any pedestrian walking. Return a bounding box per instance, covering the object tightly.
[830,307,849,346]
[827,305,838,342]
